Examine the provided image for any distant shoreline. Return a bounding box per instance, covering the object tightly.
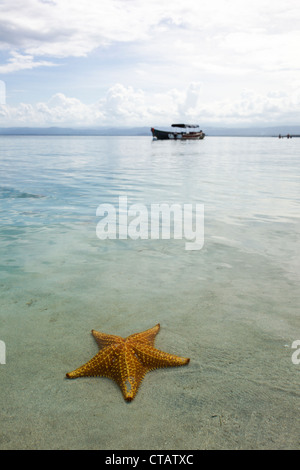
[0,125,299,137]
[0,133,276,137]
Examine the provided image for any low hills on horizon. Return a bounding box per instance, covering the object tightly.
[0,125,299,137]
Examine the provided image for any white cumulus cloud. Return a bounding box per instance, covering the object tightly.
[1,1,300,126]
[0,51,56,73]
[1,83,300,127]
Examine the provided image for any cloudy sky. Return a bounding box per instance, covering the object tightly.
[0,0,300,127]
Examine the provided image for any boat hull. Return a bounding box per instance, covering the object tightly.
[151,128,205,140]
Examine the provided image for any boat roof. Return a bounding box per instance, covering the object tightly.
[171,124,199,128]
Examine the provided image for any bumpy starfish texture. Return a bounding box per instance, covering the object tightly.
[66,323,190,401]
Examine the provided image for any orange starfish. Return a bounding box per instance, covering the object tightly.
[66,323,190,401]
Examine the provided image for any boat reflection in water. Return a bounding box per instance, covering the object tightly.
[151,124,205,140]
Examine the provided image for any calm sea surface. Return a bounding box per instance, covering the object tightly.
[0,136,299,449]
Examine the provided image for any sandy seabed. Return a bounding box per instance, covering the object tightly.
[0,226,299,450]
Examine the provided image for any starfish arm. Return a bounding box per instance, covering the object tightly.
[66,345,120,379]
[133,343,190,371]
[114,346,147,401]
[91,329,124,349]
[126,323,160,346]
[111,346,147,401]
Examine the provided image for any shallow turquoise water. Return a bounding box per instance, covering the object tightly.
[0,136,299,449]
